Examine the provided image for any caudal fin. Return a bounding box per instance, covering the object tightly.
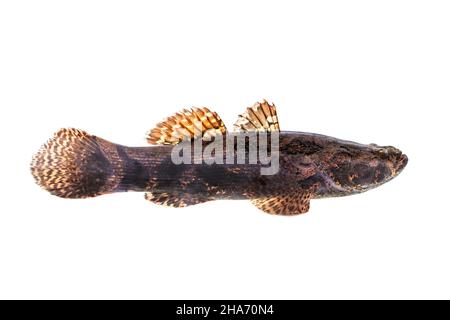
[31,128,113,198]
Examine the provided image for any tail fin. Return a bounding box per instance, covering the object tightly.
[31,128,113,198]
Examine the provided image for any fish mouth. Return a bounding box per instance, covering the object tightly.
[382,146,408,175]
[395,153,408,173]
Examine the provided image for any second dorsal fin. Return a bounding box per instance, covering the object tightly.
[234,100,280,132]
[146,107,227,145]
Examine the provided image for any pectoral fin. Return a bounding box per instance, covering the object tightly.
[147,107,227,145]
[251,190,313,215]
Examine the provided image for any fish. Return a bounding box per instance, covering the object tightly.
[30,100,408,215]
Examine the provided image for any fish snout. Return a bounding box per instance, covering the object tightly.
[396,153,408,173]
[381,146,408,173]
[374,146,401,160]
[373,145,407,175]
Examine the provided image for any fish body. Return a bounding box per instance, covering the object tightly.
[31,101,407,215]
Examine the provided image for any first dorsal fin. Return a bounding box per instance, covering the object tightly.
[146,107,227,145]
[234,100,280,132]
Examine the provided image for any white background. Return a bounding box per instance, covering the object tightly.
[1,1,449,299]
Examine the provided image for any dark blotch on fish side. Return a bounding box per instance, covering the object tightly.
[76,146,112,196]
[116,145,150,190]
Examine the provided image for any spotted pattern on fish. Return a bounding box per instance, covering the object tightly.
[31,101,408,215]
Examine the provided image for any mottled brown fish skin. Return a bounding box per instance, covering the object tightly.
[31,129,407,212]
[49,132,404,198]
[135,132,407,200]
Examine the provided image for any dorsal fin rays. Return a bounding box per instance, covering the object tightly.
[234,100,280,132]
[146,107,227,145]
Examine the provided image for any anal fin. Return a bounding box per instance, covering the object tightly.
[145,192,212,208]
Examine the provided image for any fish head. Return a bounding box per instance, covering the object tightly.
[322,139,408,194]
